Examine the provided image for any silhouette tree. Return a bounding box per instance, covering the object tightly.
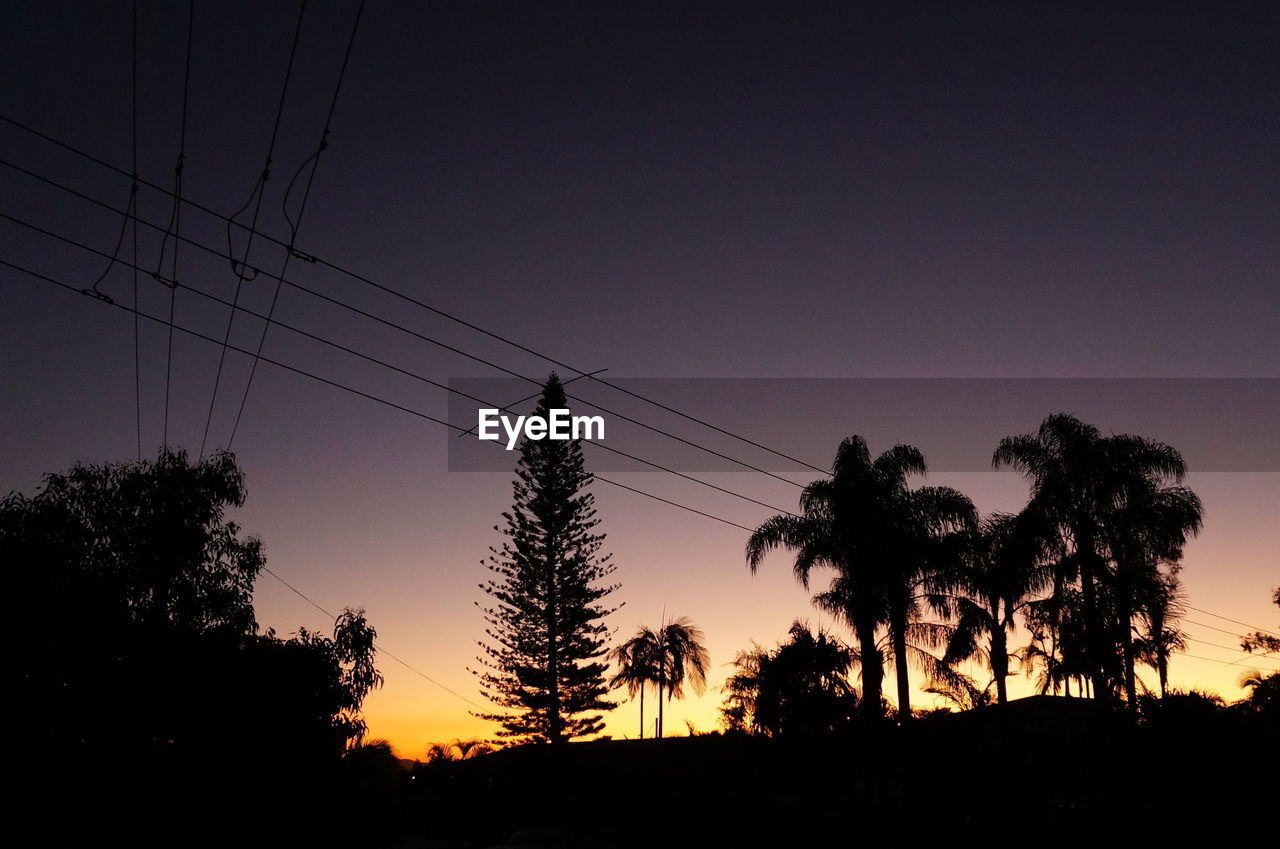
[611,618,709,737]
[652,616,710,737]
[609,628,662,738]
[1238,668,1279,717]
[1134,571,1188,699]
[880,482,976,720]
[2,448,381,843]
[473,374,621,744]
[1241,587,1280,655]
[747,435,969,721]
[923,669,993,712]
[942,510,1052,705]
[722,621,858,735]
[1101,472,1202,707]
[426,738,494,762]
[994,413,1195,703]
[721,642,768,733]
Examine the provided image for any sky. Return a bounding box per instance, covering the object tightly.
[2,1,1278,755]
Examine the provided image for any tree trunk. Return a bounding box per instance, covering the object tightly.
[657,680,665,737]
[639,685,645,739]
[992,619,1009,706]
[1077,525,1110,705]
[547,553,562,744]
[855,619,883,722]
[1122,623,1138,710]
[891,606,911,722]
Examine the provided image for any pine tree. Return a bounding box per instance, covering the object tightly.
[472,374,621,743]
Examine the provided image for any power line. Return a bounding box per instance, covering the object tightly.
[200,0,308,459]
[1185,604,1278,638]
[1184,618,1253,640]
[2,208,797,517]
[262,565,484,710]
[1185,634,1279,663]
[131,0,141,461]
[156,0,196,449]
[2,256,768,536]
[1,150,810,490]
[1178,652,1276,669]
[229,0,366,450]
[0,112,828,478]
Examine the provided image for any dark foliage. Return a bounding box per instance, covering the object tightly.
[722,621,859,736]
[3,449,381,846]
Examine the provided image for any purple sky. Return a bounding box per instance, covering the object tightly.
[3,1,1278,750]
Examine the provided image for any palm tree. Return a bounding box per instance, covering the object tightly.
[885,483,977,719]
[653,617,710,737]
[1104,475,1202,707]
[609,629,661,738]
[993,413,1194,704]
[613,618,709,737]
[941,510,1052,705]
[425,737,494,762]
[1134,571,1188,698]
[747,435,972,722]
[923,670,993,712]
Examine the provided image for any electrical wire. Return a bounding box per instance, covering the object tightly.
[0,113,828,477]
[201,0,308,459]
[0,156,812,491]
[1185,604,1278,638]
[155,0,196,448]
[131,0,141,461]
[262,565,484,709]
[2,207,796,517]
[2,255,766,536]
[228,0,366,450]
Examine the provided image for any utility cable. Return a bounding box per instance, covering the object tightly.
[3,208,796,516]
[131,0,141,460]
[1,156,810,490]
[2,256,767,535]
[262,564,485,710]
[0,114,828,477]
[155,0,196,448]
[1185,604,1278,638]
[200,0,308,459]
[228,0,365,450]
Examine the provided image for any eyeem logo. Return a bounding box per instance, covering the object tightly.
[477,408,605,450]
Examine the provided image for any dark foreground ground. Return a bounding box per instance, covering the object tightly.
[20,696,1277,848]
[403,697,1277,849]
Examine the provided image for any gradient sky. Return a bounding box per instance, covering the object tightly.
[2,1,1278,754]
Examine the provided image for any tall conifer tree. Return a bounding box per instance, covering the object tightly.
[473,374,620,743]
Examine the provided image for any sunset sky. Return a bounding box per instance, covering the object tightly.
[2,1,1277,755]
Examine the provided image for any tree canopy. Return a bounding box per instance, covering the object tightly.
[3,449,381,845]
